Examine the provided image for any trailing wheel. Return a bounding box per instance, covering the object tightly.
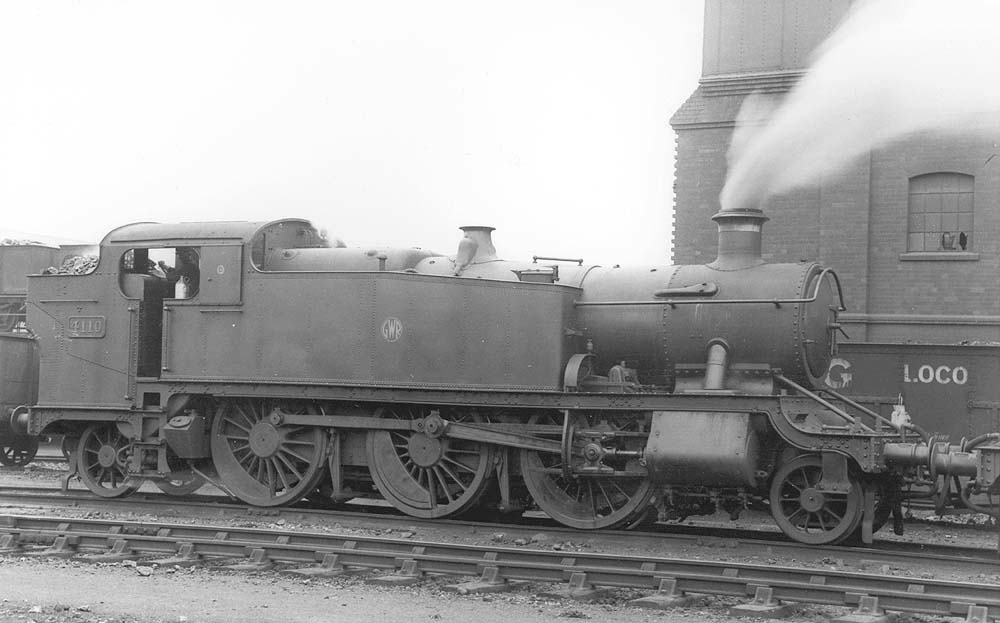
[769,454,863,545]
[366,405,497,518]
[154,449,206,496]
[76,424,141,498]
[155,471,205,496]
[211,399,327,506]
[0,436,39,467]
[519,412,654,529]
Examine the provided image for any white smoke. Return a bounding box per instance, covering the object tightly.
[720,0,1000,212]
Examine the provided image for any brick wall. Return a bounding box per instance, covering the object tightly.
[672,89,1000,343]
[863,133,1000,341]
[673,1,1000,345]
[671,126,729,265]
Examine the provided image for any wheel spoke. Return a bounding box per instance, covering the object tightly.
[441,455,477,474]
[279,446,312,464]
[271,457,293,490]
[435,462,463,490]
[264,460,278,493]
[235,448,254,468]
[425,469,437,507]
[230,441,252,455]
[595,480,617,513]
[433,465,459,499]
[233,405,256,429]
[793,512,810,530]
[276,451,305,481]
[224,418,252,435]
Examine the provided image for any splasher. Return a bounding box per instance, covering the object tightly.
[720,0,1000,213]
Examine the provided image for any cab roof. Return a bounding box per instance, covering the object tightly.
[101,218,314,246]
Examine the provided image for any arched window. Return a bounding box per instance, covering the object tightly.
[907,173,974,252]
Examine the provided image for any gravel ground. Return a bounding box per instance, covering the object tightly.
[0,556,945,623]
[0,460,995,623]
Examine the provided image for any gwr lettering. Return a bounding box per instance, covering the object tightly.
[903,364,968,385]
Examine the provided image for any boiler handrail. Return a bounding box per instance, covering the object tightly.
[575,268,845,310]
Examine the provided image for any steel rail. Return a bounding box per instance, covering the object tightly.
[0,514,998,619]
[1,485,999,570]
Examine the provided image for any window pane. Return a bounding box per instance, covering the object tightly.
[907,174,975,253]
[924,213,941,232]
[958,213,974,232]
[926,174,944,192]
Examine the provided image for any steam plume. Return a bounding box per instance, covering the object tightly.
[720,0,1000,213]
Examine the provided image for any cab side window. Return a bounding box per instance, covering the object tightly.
[120,247,201,300]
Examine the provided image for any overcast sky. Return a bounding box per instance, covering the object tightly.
[0,2,704,264]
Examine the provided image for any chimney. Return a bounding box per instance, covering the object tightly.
[709,206,768,270]
[458,226,498,263]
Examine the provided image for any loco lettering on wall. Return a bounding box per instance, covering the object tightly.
[903,364,968,385]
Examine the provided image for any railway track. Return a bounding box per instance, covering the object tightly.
[0,512,999,621]
[3,483,1000,618]
[1,482,998,571]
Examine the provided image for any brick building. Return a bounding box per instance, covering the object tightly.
[670,0,1000,345]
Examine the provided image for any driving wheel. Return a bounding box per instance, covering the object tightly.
[519,411,653,529]
[366,405,497,518]
[211,398,327,506]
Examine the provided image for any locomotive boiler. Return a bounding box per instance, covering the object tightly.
[9,207,1000,545]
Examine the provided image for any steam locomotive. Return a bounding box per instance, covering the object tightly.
[7,208,1000,545]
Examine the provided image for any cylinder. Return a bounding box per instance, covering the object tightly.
[643,411,763,486]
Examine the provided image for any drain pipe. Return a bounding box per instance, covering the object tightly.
[704,339,730,390]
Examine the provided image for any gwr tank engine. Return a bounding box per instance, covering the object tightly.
[10,208,1000,545]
